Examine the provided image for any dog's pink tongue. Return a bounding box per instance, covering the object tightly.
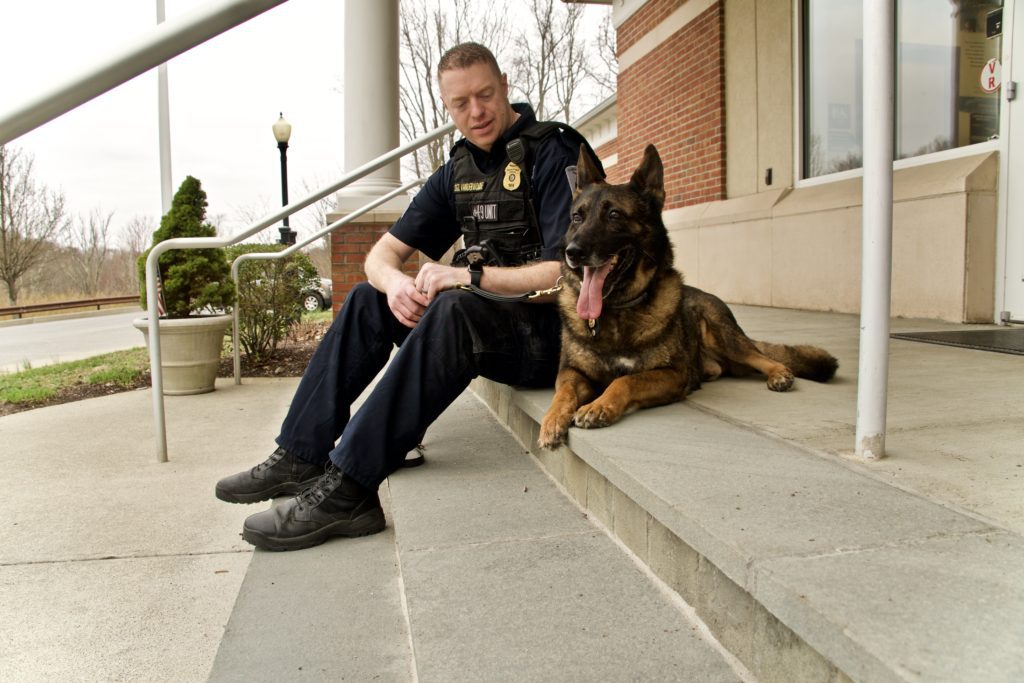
[577,263,613,320]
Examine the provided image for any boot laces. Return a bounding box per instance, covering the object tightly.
[296,464,343,511]
[251,448,285,474]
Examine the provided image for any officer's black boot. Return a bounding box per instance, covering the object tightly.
[241,464,385,551]
[215,447,322,504]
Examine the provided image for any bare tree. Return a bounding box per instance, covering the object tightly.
[511,0,590,122]
[585,12,618,99]
[109,215,156,295]
[398,0,511,177]
[120,215,155,256]
[396,0,615,177]
[0,146,70,304]
[295,177,338,277]
[64,209,114,297]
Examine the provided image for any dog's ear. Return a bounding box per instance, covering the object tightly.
[629,145,665,212]
[575,147,604,191]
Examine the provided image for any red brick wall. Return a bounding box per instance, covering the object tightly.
[613,1,726,209]
[594,139,618,163]
[329,222,419,314]
[618,0,689,53]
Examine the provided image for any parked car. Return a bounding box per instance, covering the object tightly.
[302,277,333,312]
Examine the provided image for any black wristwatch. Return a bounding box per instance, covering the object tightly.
[468,261,483,287]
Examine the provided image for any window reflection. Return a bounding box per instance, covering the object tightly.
[803,0,1002,179]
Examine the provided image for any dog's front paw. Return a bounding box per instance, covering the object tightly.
[574,400,622,429]
[766,369,795,392]
[538,414,571,450]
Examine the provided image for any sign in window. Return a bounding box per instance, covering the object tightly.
[802,0,1003,179]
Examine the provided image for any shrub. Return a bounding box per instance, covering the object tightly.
[226,243,319,361]
[137,175,235,318]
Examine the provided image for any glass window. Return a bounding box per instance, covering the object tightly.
[803,0,1003,179]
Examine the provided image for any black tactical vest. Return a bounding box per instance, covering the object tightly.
[449,120,600,268]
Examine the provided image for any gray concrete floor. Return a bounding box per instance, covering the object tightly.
[1,305,1021,680]
[691,306,1023,536]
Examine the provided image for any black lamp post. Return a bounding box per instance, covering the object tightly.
[272,113,296,245]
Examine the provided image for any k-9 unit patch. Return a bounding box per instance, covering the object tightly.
[471,203,498,221]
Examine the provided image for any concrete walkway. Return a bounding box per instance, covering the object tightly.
[2,304,1022,681]
[1,378,747,682]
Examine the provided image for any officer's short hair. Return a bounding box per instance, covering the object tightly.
[437,42,502,80]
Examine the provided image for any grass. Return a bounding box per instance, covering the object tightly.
[0,309,330,409]
[302,309,332,324]
[0,347,151,406]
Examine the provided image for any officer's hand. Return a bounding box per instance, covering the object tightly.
[414,262,468,300]
[386,276,430,329]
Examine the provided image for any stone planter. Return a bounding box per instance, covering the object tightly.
[133,314,232,395]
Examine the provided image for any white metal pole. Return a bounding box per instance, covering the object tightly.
[0,0,289,145]
[855,0,895,460]
[157,0,173,214]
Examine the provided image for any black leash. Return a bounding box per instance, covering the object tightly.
[453,277,564,303]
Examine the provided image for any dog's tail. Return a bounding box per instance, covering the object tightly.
[754,341,838,382]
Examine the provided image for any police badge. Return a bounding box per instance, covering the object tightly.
[502,161,521,191]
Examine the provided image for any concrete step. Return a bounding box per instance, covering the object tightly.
[209,392,750,682]
[478,380,1024,683]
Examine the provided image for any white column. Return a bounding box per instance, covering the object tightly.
[855,0,895,460]
[337,0,403,212]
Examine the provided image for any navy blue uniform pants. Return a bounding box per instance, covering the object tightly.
[275,282,562,489]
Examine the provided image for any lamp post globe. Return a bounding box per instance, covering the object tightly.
[273,113,296,245]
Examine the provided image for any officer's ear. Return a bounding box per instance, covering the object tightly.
[576,147,605,191]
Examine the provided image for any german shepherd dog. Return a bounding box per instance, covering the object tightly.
[537,145,838,449]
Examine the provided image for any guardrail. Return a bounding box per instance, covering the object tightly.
[0,295,138,320]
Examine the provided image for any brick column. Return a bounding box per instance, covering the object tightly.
[326,210,420,315]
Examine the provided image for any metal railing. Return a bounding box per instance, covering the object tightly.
[0,0,289,144]
[0,295,137,320]
[229,177,429,384]
[0,0,454,462]
[144,122,455,462]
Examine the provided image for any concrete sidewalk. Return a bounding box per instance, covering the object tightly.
[0,379,294,680]
[0,378,747,682]
[1,304,1022,681]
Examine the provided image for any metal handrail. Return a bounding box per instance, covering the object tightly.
[0,0,453,462]
[144,121,455,462]
[0,0,288,145]
[229,177,428,384]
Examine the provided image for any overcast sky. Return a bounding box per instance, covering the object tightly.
[1,0,347,242]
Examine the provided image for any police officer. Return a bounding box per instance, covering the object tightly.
[215,42,599,551]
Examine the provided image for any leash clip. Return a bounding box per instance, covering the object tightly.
[527,275,564,299]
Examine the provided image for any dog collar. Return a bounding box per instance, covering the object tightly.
[585,291,650,337]
[607,291,649,310]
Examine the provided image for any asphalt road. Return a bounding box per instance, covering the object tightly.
[0,310,146,373]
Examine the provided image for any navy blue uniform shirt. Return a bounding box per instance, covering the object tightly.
[389,103,581,263]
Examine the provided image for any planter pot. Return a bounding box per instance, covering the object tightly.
[133,314,232,395]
